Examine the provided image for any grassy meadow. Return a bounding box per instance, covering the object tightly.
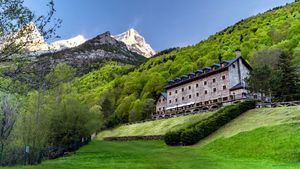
[97,112,214,139]
[2,106,300,169]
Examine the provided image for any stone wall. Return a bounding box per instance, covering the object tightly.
[103,135,164,141]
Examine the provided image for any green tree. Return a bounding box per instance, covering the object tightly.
[88,105,104,134]
[246,65,273,96]
[273,52,300,101]
[48,91,94,146]
[115,94,136,123]
[0,94,19,164]
[46,63,76,87]
[15,91,52,164]
[129,98,155,122]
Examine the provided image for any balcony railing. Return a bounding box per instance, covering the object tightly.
[152,93,263,119]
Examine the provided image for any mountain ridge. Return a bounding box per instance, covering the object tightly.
[16,31,146,78]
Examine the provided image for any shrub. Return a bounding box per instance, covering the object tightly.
[165,100,256,146]
[164,130,183,146]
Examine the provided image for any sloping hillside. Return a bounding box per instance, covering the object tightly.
[7,106,300,169]
[97,106,300,139]
[199,106,300,145]
[201,123,300,162]
[78,1,300,126]
[97,112,214,139]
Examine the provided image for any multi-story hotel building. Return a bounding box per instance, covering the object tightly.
[153,51,253,119]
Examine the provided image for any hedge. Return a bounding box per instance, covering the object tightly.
[164,100,256,146]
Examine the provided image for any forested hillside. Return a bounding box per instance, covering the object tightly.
[74,1,300,126]
[1,0,300,166]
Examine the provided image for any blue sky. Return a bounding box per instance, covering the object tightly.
[24,0,294,51]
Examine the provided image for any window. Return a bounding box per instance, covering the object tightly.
[196,84,199,88]
[182,88,184,92]
[213,88,217,92]
[169,100,172,103]
[169,92,172,96]
[196,93,199,97]
[204,81,207,85]
[175,90,178,94]
[223,97,228,101]
[204,90,208,94]
[223,85,227,90]
[222,75,226,80]
[213,78,216,83]
[232,64,236,68]
[159,99,161,103]
[182,97,185,100]
[175,98,178,102]
[189,95,192,99]
[189,86,191,90]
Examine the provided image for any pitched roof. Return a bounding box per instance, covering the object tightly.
[155,92,167,104]
[166,56,252,89]
[229,83,244,91]
[161,92,167,98]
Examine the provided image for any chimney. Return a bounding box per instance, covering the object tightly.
[218,54,223,67]
[235,49,241,58]
[218,54,222,63]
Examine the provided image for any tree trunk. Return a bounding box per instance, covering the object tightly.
[0,141,4,165]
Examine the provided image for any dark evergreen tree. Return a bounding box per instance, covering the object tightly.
[273,52,299,101]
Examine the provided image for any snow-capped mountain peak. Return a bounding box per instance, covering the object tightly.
[113,28,156,58]
[50,35,87,50]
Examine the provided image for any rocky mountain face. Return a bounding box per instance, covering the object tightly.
[0,23,50,56]
[1,24,155,59]
[21,31,146,76]
[113,28,156,58]
[2,25,153,81]
[20,27,156,58]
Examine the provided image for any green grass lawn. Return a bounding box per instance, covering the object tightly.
[4,106,300,169]
[199,106,300,145]
[97,112,214,139]
[5,125,300,169]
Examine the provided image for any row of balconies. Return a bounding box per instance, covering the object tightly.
[154,93,252,117]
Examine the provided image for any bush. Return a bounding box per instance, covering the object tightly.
[164,100,256,146]
[164,130,183,146]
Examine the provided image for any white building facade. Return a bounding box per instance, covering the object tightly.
[153,52,253,119]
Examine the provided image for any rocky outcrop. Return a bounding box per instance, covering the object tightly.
[113,28,156,58]
[22,31,147,75]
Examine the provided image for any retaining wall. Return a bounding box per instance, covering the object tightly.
[103,135,164,141]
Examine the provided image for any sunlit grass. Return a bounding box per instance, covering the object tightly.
[97,112,214,139]
[3,107,300,169]
[199,106,300,145]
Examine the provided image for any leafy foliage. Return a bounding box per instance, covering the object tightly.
[81,1,300,127]
[246,49,300,101]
